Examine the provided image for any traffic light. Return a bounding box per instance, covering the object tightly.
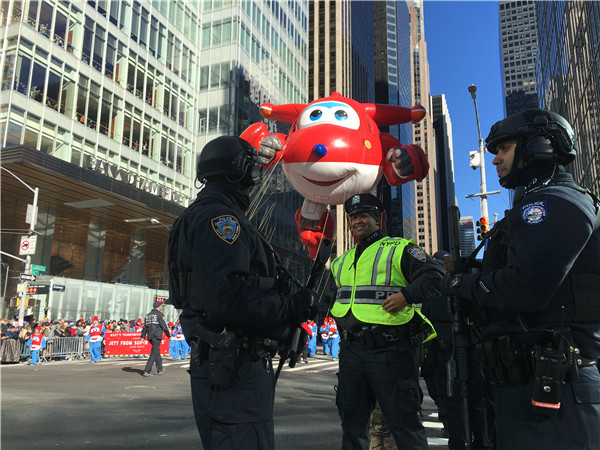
[26,297,37,308]
[476,216,489,240]
[9,297,21,307]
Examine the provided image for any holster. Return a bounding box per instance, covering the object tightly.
[474,335,533,385]
[207,330,239,390]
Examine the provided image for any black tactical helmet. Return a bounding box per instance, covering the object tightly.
[196,136,262,185]
[485,109,577,165]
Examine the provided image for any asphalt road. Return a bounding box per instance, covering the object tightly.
[1,352,449,449]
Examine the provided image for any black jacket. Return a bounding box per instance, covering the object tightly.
[169,182,295,341]
[141,309,170,341]
[457,171,600,357]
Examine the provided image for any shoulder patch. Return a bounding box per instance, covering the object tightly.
[407,246,426,262]
[520,200,547,225]
[211,215,241,244]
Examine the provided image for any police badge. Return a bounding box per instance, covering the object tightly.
[211,215,240,244]
[521,201,548,225]
[408,246,426,262]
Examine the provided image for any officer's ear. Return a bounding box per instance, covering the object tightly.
[379,210,387,235]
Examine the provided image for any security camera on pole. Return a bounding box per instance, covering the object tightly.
[465,84,500,241]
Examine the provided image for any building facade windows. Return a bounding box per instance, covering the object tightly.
[1,0,311,321]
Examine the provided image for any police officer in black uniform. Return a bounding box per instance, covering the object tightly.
[141,301,171,376]
[444,109,600,450]
[168,136,314,449]
[422,251,493,450]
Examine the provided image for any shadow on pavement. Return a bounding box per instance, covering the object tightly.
[121,366,146,376]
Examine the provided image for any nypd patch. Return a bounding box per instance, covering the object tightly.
[520,201,548,225]
[408,246,426,262]
[211,215,240,244]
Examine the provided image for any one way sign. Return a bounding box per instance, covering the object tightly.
[19,273,37,282]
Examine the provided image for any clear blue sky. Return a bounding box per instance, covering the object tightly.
[423,1,513,226]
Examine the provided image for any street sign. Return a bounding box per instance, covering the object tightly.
[19,273,36,281]
[32,270,41,275]
[35,275,53,282]
[31,264,46,272]
[19,236,37,255]
[52,284,66,292]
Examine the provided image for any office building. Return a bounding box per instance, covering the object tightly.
[536,1,600,197]
[0,0,308,320]
[498,0,540,115]
[373,1,417,240]
[309,0,375,257]
[408,0,439,255]
[432,94,456,252]
[459,216,476,258]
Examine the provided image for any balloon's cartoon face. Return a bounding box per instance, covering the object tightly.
[280,98,384,204]
[240,91,427,257]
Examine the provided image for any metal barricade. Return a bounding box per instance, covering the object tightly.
[11,337,89,363]
[19,341,30,361]
[42,337,88,361]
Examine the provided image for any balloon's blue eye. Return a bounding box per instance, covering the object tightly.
[335,110,348,121]
[310,110,322,121]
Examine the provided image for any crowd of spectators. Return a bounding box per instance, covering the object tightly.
[0,314,149,364]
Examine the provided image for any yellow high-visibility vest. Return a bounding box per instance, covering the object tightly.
[330,236,436,341]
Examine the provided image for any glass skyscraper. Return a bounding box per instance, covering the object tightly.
[498,0,540,116]
[459,216,476,258]
[373,0,416,240]
[432,94,456,253]
[536,1,600,198]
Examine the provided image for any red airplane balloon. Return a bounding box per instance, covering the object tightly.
[241,91,429,258]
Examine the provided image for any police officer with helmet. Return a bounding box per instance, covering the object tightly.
[330,193,444,450]
[443,109,600,449]
[168,136,315,449]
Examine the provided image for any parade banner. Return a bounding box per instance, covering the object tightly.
[104,332,169,356]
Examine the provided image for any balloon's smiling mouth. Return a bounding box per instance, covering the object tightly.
[303,174,350,186]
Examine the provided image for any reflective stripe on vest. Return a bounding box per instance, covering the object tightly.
[330,237,415,326]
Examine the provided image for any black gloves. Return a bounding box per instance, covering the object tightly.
[440,272,463,297]
[289,288,317,323]
[387,147,414,177]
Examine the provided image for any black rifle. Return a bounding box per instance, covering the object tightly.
[275,238,332,381]
[447,205,472,449]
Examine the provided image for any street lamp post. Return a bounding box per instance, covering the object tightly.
[468,84,490,221]
[1,166,39,326]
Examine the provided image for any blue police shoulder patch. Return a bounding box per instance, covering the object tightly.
[520,200,548,225]
[408,246,426,262]
[211,215,241,244]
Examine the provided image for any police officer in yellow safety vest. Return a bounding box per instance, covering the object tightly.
[330,193,444,450]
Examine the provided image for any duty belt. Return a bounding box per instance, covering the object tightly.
[343,324,408,348]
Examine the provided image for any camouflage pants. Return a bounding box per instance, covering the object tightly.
[369,402,391,437]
